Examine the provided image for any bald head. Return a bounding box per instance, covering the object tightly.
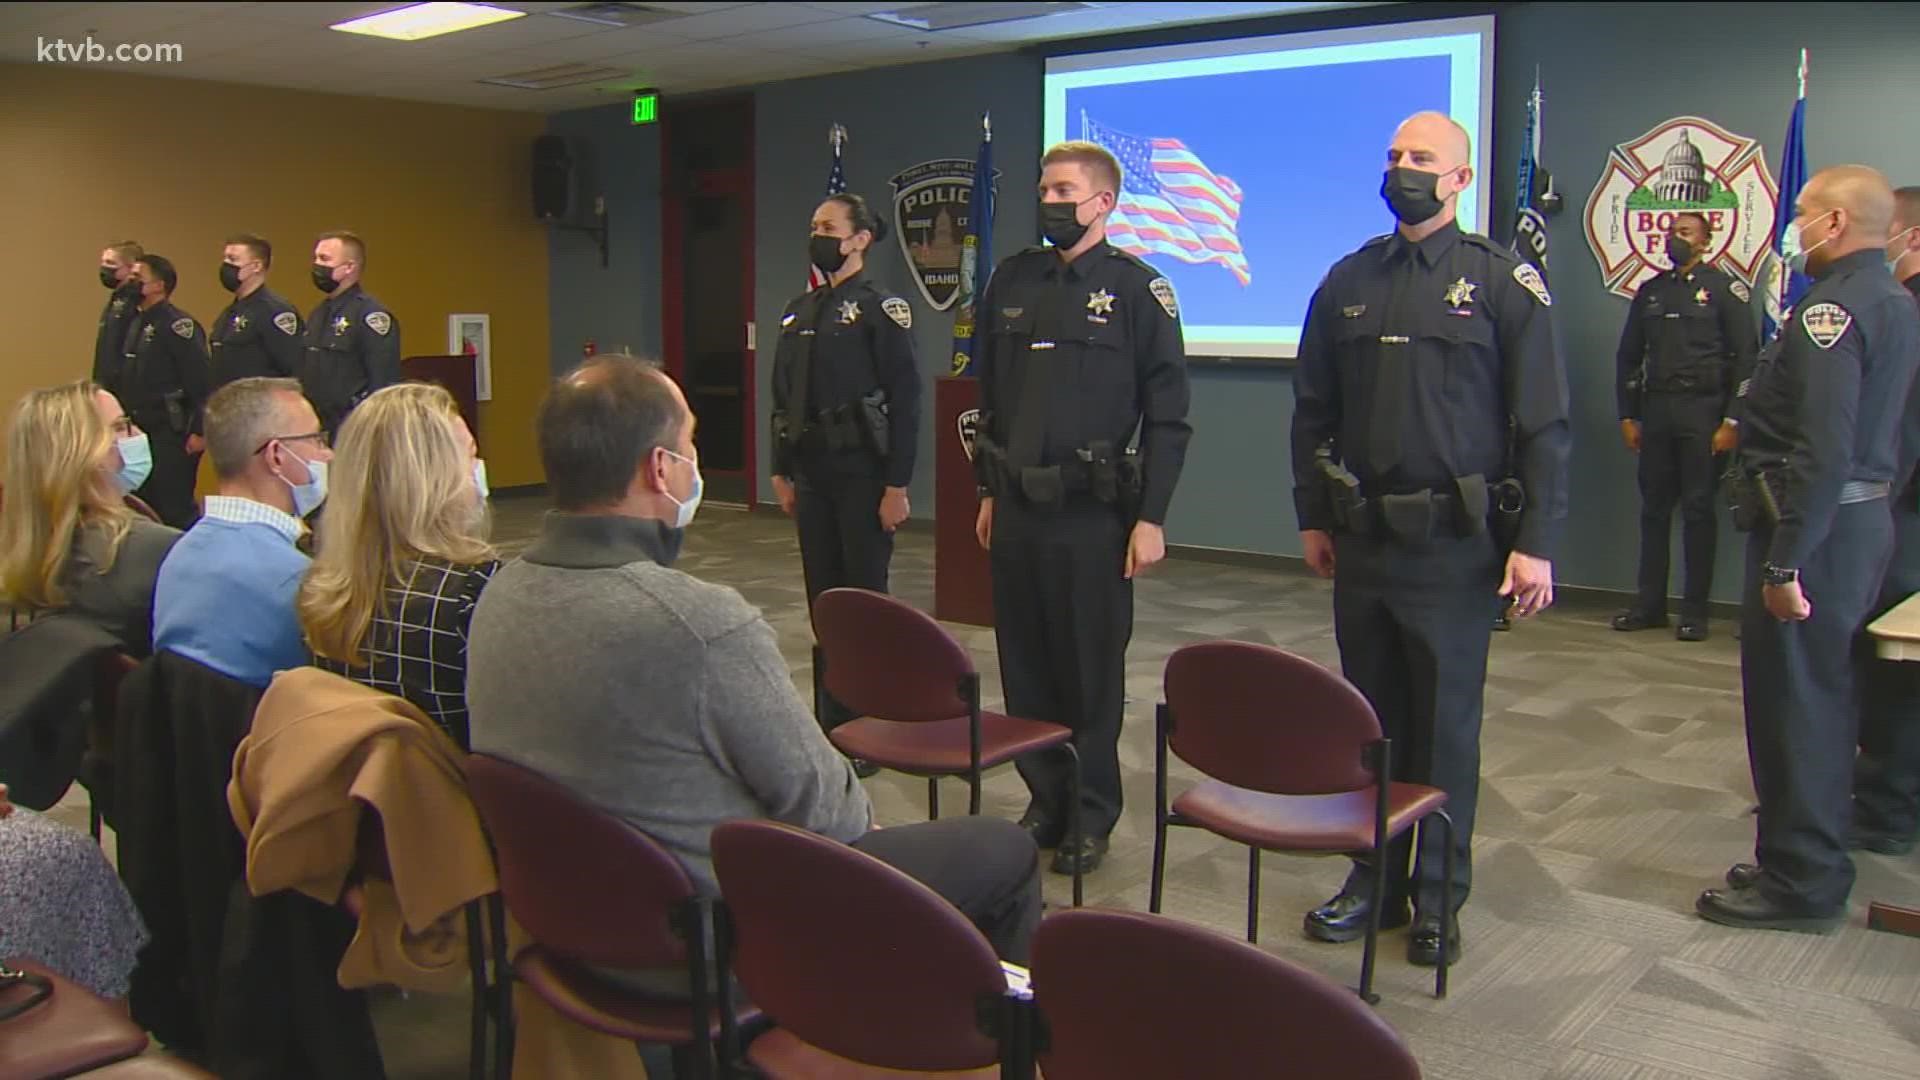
[1797,165,1896,272]
[1392,111,1472,171]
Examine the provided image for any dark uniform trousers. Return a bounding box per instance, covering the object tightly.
[1854,498,1920,840]
[798,455,894,732]
[1332,529,1502,913]
[1636,391,1723,619]
[134,428,201,529]
[1742,500,1893,912]
[989,497,1132,839]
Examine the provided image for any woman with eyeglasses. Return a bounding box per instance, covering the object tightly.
[298,383,498,746]
[0,380,181,652]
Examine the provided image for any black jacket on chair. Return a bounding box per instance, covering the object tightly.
[0,614,121,809]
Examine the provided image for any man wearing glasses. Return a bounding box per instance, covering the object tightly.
[153,377,333,689]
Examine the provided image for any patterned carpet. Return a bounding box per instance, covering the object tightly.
[63,494,1920,1078]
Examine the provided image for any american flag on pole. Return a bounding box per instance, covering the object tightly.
[1084,114,1250,285]
[809,124,849,291]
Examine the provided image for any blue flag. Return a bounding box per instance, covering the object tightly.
[951,115,995,377]
[1765,55,1810,340]
[1511,70,1550,281]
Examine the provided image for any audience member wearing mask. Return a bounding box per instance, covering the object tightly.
[0,380,180,652]
[153,377,332,688]
[300,383,499,747]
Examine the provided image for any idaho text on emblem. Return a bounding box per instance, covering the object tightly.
[1582,117,1778,301]
[890,158,992,312]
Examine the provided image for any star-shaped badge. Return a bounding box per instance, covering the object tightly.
[837,300,861,325]
[331,315,351,335]
[1443,277,1477,307]
[1694,288,1710,306]
[1087,289,1116,316]
[140,325,155,344]
[233,314,249,331]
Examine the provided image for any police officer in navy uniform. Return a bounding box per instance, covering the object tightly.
[1613,212,1758,641]
[974,140,1192,876]
[119,254,212,528]
[94,240,145,395]
[1291,112,1570,965]
[1852,185,1920,855]
[770,193,923,742]
[210,233,303,386]
[303,230,401,435]
[1704,165,1920,932]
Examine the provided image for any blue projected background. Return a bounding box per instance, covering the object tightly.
[1045,18,1494,360]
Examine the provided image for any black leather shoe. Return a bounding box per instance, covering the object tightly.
[1017,810,1067,849]
[1407,911,1462,967]
[1676,620,1709,642]
[850,759,880,779]
[1303,892,1411,944]
[1850,829,1918,855]
[1725,862,1761,889]
[1493,612,1512,632]
[1611,610,1669,632]
[1050,833,1108,875]
[1695,888,1843,933]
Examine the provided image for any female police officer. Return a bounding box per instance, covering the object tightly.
[770,193,923,737]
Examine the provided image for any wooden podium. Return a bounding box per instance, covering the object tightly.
[402,355,481,450]
[934,376,994,627]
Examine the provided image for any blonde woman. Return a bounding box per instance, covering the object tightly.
[299,383,498,745]
[0,380,180,652]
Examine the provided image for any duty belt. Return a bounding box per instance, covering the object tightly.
[1840,480,1891,504]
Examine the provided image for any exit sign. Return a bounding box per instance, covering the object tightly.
[631,91,659,126]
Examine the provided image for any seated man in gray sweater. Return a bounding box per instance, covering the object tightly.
[467,354,1041,974]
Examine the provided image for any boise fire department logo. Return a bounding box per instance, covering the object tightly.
[1583,116,1778,300]
[891,158,995,312]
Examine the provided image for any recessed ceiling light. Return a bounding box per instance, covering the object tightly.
[332,3,526,42]
[867,1,1096,32]
[479,62,631,90]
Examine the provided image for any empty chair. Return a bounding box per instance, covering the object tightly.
[1149,641,1454,1001]
[1030,908,1421,1080]
[711,819,1029,1079]
[812,586,1083,906]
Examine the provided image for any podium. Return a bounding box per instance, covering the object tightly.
[402,355,481,450]
[934,376,994,627]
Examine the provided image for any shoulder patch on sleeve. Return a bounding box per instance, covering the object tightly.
[1729,280,1751,304]
[1148,277,1179,319]
[881,296,912,329]
[1800,302,1853,349]
[364,311,392,336]
[1512,263,1552,307]
[273,311,299,336]
[171,317,195,339]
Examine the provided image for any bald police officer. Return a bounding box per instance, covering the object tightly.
[210,233,302,386]
[974,140,1192,876]
[1291,112,1570,966]
[303,230,400,435]
[119,254,211,528]
[1705,166,1920,932]
[94,240,145,396]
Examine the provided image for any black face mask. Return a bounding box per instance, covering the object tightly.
[1039,199,1093,250]
[1380,167,1449,225]
[311,263,339,294]
[809,234,848,277]
[99,267,119,289]
[219,263,244,293]
[1665,236,1694,267]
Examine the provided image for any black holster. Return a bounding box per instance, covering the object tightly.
[858,388,890,459]
[1490,477,1525,551]
[1315,449,1370,537]
[163,391,189,436]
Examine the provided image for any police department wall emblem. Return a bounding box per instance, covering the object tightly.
[956,407,981,462]
[1582,116,1778,300]
[890,158,996,312]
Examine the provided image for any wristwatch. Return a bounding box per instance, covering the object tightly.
[1762,563,1800,586]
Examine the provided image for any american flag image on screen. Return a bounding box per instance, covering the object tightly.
[1084,114,1250,285]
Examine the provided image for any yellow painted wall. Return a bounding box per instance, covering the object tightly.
[0,63,553,486]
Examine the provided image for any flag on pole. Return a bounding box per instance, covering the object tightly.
[1764,51,1810,340]
[1511,68,1550,280]
[808,124,849,291]
[951,114,994,377]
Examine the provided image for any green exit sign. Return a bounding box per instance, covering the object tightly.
[631,91,659,126]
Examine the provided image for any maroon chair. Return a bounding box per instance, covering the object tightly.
[811,587,1083,906]
[84,651,139,843]
[463,754,753,1080]
[0,959,151,1080]
[1030,909,1421,1080]
[1148,641,1454,1002]
[710,820,1031,1079]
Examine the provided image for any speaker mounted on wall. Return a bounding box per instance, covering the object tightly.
[533,134,609,267]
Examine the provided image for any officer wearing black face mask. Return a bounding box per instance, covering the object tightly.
[94,240,145,396]
[974,140,1192,878]
[1291,112,1569,967]
[210,233,303,386]
[1612,213,1758,642]
[302,230,401,435]
[770,193,923,751]
[119,254,211,528]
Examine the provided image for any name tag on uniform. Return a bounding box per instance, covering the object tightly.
[1029,341,1056,351]
[1379,335,1411,345]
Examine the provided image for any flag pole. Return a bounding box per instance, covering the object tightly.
[983,111,991,143]
[1797,48,1807,100]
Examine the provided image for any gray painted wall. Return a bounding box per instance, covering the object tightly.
[545,104,663,375]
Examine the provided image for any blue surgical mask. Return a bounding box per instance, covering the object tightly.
[1784,212,1836,275]
[472,458,490,500]
[114,433,152,494]
[1888,226,1918,275]
[277,445,328,517]
[662,448,703,529]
